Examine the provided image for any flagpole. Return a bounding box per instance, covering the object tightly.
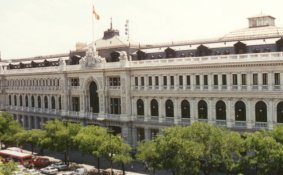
[91,1,95,43]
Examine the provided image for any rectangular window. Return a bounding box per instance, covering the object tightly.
[170,76,174,86]
[222,75,227,85]
[196,75,200,85]
[186,75,191,85]
[275,73,280,85]
[148,77,152,86]
[109,77,120,86]
[72,97,80,112]
[141,77,144,86]
[71,78,80,86]
[110,98,121,114]
[155,76,159,86]
[232,74,237,85]
[179,76,183,86]
[241,74,246,85]
[252,74,258,85]
[262,73,268,85]
[203,75,208,85]
[213,75,218,85]
[163,76,167,86]
[135,77,138,86]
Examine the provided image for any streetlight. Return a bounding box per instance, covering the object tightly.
[62,116,69,166]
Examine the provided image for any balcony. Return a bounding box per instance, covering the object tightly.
[215,120,226,126]
[255,122,268,129]
[234,121,247,128]
[148,116,159,123]
[137,115,145,121]
[198,118,208,123]
[109,86,120,90]
[164,117,174,124]
[180,118,191,125]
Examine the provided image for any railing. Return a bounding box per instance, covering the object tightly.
[255,122,268,129]
[234,121,247,128]
[164,117,174,124]
[215,120,226,126]
[137,115,145,121]
[180,118,191,125]
[198,118,208,122]
[149,116,159,122]
[108,86,121,90]
[106,114,120,120]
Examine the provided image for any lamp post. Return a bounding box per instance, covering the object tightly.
[62,117,69,166]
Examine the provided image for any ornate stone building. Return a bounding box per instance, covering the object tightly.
[1,14,283,147]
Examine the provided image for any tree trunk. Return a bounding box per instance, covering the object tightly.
[122,163,125,175]
[31,143,34,155]
[97,157,100,175]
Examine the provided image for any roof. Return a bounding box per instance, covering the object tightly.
[220,26,283,41]
[94,36,139,49]
[248,13,275,19]
[0,149,32,158]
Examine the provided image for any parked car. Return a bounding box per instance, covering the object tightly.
[50,162,68,171]
[23,168,41,175]
[30,157,51,168]
[62,171,75,175]
[73,168,88,175]
[40,166,59,175]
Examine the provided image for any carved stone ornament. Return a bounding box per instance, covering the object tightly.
[79,44,106,68]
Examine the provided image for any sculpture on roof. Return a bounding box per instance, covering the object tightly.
[79,44,105,68]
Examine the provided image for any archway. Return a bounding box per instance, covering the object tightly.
[216,100,226,120]
[44,96,48,109]
[165,99,174,117]
[150,99,159,116]
[38,96,41,108]
[255,101,267,122]
[137,99,144,116]
[181,100,190,118]
[198,100,207,119]
[235,101,246,121]
[31,96,35,107]
[277,102,283,123]
[89,81,99,113]
[51,96,56,109]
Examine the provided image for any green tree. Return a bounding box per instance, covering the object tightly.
[243,131,282,175]
[0,112,23,146]
[15,129,46,154]
[42,119,81,165]
[75,125,108,174]
[0,160,18,175]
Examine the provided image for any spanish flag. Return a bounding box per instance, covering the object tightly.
[93,5,100,20]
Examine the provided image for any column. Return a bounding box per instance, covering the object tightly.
[152,75,156,90]
[174,98,179,124]
[268,100,274,129]
[191,98,197,123]
[258,73,263,91]
[79,92,85,117]
[219,74,222,90]
[200,74,204,90]
[247,73,252,91]
[174,75,179,90]
[226,98,233,128]
[144,97,149,121]
[208,74,212,91]
[144,75,148,90]
[208,98,215,124]
[159,75,164,90]
[227,73,231,91]
[144,127,150,141]
[268,72,272,91]
[158,98,164,122]
[191,74,195,90]
[183,75,187,90]
[167,75,170,90]
[247,99,254,129]
[238,73,242,90]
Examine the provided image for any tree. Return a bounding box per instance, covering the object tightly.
[42,119,81,165]
[0,112,23,146]
[75,125,108,174]
[15,129,46,154]
[243,131,283,175]
[0,160,18,175]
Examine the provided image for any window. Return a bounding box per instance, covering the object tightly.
[262,73,268,85]
[179,76,183,86]
[163,76,167,86]
[71,78,80,86]
[253,74,258,85]
[241,74,246,85]
[275,73,280,85]
[213,75,218,85]
[170,76,174,86]
[203,75,208,86]
[232,74,237,85]
[135,77,138,86]
[72,97,80,111]
[187,75,191,85]
[110,98,121,114]
[155,76,159,86]
[141,77,144,86]
[196,75,200,85]
[109,77,120,86]
[148,77,152,86]
[222,75,227,85]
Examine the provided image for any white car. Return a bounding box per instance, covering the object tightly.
[40,166,59,175]
[61,171,75,175]
[73,168,88,175]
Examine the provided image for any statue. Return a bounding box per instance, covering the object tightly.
[80,44,106,68]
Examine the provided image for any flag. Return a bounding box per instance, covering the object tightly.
[93,5,100,20]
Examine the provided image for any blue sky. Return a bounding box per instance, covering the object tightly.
[0,0,282,59]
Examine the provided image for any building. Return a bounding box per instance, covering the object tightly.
[1,14,283,147]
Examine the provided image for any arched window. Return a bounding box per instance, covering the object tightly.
[51,96,56,109]
[165,100,174,117]
[38,96,41,108]
[277,102,283,123]
[216,100,226,120]
[198,100,207,119]
[14,95,17,106]
[276,38,283,52]
[31,96,35,107]
[235,101,246,121]
[44,96,48,109]
[89,81,99,113]
[255,101,267,122]
[196,45,211,56]
[59,96,62,110]
[9,95,11,106]
[150,99,159,116]
[234,42,247,54]
[25,96,28,107]
[137,99,144,116]
[19,95,23,106]
[181,100,190,118]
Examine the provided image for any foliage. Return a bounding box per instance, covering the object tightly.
[0,112,23,143]
[0,160,18,175]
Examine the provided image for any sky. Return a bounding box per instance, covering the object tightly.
[0,0,282,59]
